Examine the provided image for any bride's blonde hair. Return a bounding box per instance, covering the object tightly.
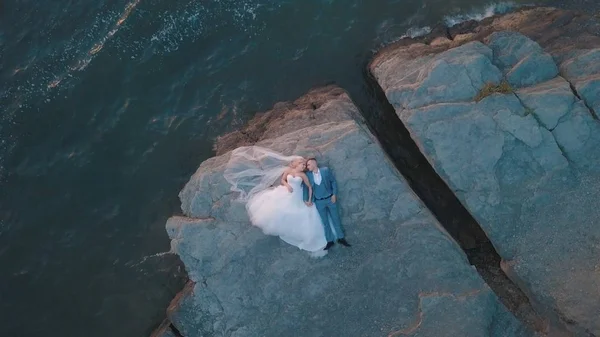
[290,158,306,169]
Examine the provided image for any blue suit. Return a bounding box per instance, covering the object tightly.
[303,167,344,242]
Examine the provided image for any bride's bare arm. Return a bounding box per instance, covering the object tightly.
[299,172,313,204]
[280,168,293,192]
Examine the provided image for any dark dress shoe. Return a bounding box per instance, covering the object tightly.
[324,241,335,250]
[337,238,351,247]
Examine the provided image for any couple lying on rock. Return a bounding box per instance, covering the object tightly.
[224,146,351,254]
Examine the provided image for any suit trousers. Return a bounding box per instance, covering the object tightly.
[314,198,344,242]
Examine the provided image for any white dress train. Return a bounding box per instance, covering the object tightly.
[246,175,327,253]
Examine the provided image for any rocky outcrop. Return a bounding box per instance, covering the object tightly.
[370,7,600,336]
[151,319,179,337]
[213,86,363,156]
[159,87,532,336]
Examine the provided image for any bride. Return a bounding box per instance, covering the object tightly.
[224,146,327,253]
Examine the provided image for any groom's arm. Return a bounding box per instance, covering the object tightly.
[299,173,313,205]
[328,168,338,196]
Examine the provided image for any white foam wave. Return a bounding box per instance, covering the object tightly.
[400,26,432,39]
[443,2,518,27]
[128,251,174,268]
[148,1,269,55]
[1,0,143,116]
[397,2,520,42]
[60,0,142,80]
[0,0,144,179]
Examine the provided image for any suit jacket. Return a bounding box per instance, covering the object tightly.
[302,167,338,202]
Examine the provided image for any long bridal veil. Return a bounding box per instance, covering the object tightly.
[223,146,303,201]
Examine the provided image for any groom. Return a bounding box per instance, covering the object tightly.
[303,158,351,250]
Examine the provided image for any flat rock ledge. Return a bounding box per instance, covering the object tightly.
[370,7,600,336]
[153,86,532,337]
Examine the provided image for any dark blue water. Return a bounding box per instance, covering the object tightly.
[0,1,553,336]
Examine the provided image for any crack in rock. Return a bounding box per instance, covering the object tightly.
[169,323,185,337]
[511,91,573,165]
[561,75,599,120]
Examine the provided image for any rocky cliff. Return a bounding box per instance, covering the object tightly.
[153,6,600,337]
[153,87,531,337]
[370,7,600,336]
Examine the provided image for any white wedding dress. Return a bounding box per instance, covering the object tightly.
[246,174,327,252]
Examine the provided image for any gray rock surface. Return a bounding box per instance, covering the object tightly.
[161,87,530,337]
[371,10,600,336]
[486,32,558,88]
[375,41,502,110]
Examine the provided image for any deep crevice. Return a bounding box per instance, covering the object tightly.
[348,67,546,333]
[169,323,185,337]
[568,81,583,100]
[565,77,599,120]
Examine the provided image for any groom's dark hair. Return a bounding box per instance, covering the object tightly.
[307,157,317,164]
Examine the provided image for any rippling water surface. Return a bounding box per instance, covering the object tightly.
[0,1,560,336]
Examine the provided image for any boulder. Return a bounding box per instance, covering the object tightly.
[161,87,531,336]
[370,9,600,336]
